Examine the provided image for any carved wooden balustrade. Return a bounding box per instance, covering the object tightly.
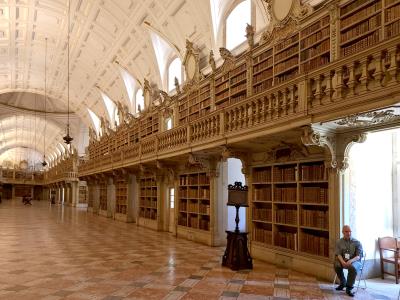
[45,155,78,184]
[78,37,400,177]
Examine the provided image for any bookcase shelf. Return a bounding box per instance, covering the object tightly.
[384,0,400,39]
[339,0,382,57]
[251,160,330,259]
[178,172,211,231]
[274,33,299,84]
[300,15,330,73]
[139,176,158,221]
[79,185,88,204]
[99,181,107,211]
[115,178,128,215]
[140,113,159,138]
[88,185,94,209]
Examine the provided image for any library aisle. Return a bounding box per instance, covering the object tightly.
[0,200,395,300]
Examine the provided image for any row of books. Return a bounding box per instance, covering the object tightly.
[139,200,157,208]
[300,164,326,181]
[230,94,247,104]
[199,91,210,101]
[275,232,298,250]
[140,191,157,197]
[253,78,273,94]
[300,39,330,62]
[253,208,272,221]
[253,169,272,182]
[231,72,247,84]
[253,58,273,74]
[300,232,329,257]
[231,82,247,95]
[231,63,247,77]
[180,201,187,211]
[200,85,210,94]
[341,30,380,56]
[275,209,297,225]
[253,49,273,64]
[301,55,330,73]
[300,27,329,49]
[340,0,378,17]
[188,216,199,228]
[301,16,330,38]
[253,187,272,202]
[215,82,229,93]
[386,0,400,6]
[274,187,297,202]
[341,14,381,43]
[275,34,299,52]
[275,56,299,74]
[275,69,299,84]
[179,174,209,185]
[300,209,329,229]
[300,187,328,203]
[253,227,272,244]
[274,44,298,63]
[178,215,187,226]
[199,218,210,231]
[341,1,381,28]
[215,74,229,84]
[273,167,296,182]
[199,203,210,214]
[253,69,273,84]
[215,90,229,102]
[116,205,127,214]
[385,19,400,38]
[139,208,157,220]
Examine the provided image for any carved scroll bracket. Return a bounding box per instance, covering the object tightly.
[301,125,367,172]
[188,153,219,177]
[221,146,250,176]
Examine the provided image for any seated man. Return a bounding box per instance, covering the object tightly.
[334,225,363,297]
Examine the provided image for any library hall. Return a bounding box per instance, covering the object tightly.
[1,0,400,299]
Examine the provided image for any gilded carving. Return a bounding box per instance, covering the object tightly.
[246,23,255,49]
[209,50,216,73]
[335,110,400,128]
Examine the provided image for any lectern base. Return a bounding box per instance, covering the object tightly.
[222,230,253,270]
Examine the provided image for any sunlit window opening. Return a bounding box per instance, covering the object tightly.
[226,0,251,50]
[136,89,144,113]
[101,92,117,127]
[169,188,175,209]
[343,130,400,260]
[87,108,101,136]
[166,117,173,130]
[119,66,136,112]
[168,58,182,92]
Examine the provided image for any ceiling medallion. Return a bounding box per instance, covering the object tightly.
[335,110,400,127]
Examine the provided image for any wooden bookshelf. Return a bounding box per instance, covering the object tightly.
[300,15,330,73]
[88,185,94,209]
[251,160,329,259]
[128,122,139,145]
[79,185,88,204]
[274,33,299,85]
[199,82,211,117]
[384,0,400,39]
[214,72,230,109]
[339,0,382,57]
[178,93,189,124]
[178,172,211,231]
[252,47,273,95]
[139,176,158,221]
[115,178,128,215]
[140,113,159,138]
[99,181,107,213]
[229,63,247,105]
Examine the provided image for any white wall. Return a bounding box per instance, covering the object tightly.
[227,158,246,232]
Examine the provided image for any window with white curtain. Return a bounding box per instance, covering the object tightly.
[165,117,173,130]
[135,89,144,113]
[168,57,182,92]
[226,0,251,50]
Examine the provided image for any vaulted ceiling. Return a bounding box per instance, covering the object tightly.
[0,0,324,167]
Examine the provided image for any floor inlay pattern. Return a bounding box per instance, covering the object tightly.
[0,200,397,299]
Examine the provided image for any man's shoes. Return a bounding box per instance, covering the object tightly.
[335,285,345,291]
[346,289,355,297]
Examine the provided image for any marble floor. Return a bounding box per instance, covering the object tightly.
[0,200,399,300]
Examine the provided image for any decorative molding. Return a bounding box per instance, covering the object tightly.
[182,39,200,85]
[263,142,309,163]
[209,50,216,73]
[335,110,400,128]
[246,23,255,49]
[221,146,249,175]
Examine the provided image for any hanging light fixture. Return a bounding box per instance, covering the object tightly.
[63,0,73,145]
[42,38,48,167]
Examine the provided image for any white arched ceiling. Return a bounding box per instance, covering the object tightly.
[0,147,44,168]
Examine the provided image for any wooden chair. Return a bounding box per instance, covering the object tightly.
[378,237,400,284]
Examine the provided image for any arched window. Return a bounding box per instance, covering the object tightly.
[136,89,144,113]
[226,0,251,50]
[168,58,182,92]
[165,117,173,130]
[87,108,101,136]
